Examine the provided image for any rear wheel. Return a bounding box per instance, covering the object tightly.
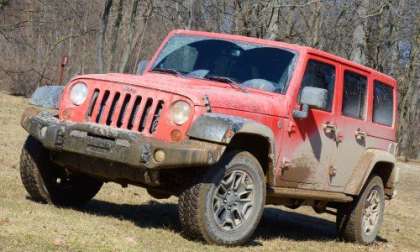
[178,150,266,246]
[336,176,385,244]
[20,136,103,207]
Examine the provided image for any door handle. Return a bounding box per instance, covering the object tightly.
[323,122,343,143]
[322,122,337,134]
[355,128,367,140]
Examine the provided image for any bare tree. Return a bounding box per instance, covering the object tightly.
[108,0,125,72]
[96,0,113,73]
[0,0,419,157]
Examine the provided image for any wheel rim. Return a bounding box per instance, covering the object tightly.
[362,188,382,235]
[212,169,255,231]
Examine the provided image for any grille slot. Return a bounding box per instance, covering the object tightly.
[106,92,121,125]
[87,89,100,117]
[117,94,131,128]
[95,90,110,123]
[150,100,164,134]
[139,98,153,132]
[85,88,165,135]
[127,96,142,130]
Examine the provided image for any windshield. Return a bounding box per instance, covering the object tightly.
[151,35,296,93]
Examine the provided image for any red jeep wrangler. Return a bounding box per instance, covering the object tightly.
[20,30,399,246]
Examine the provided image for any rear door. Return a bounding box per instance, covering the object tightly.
[331,67,370,188]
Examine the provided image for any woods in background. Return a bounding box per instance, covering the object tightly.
[0,0,418,158]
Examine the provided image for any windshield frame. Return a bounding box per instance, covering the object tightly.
[147,33,299,94]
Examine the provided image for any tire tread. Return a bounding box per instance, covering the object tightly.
[20,136,51,203]
[337,175,384,244]
[19,136,102,206]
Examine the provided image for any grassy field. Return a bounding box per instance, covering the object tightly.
[0,92,419,252]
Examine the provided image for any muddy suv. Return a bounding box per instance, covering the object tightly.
[20,30,399,246]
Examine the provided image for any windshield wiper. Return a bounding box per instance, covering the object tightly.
[204,75,247,92]
[152,68,182,76]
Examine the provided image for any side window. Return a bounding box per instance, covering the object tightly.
[342,71,367,119]
[300,60,336,111]
[373,81,394,126]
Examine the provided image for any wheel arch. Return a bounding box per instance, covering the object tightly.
[226,133,274,177]
[344,149,398,198]
[188,113,276,183]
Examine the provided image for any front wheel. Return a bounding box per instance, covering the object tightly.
[20,136,103,207]
[178,150,266,246]
[337,176,385,244]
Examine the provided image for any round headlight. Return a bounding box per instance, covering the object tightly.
[70,82,88,106]
[170,100,191,125]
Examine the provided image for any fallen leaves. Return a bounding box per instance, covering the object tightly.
[0,218,10,225]
[52,237,65,247]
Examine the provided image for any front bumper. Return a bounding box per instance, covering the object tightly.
[21,108,225,171]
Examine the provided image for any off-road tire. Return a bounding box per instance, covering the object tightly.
[178,150,266,246]
[20,136,103,207]
[336,176,385,244]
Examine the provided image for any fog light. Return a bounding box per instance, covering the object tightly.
[154,150,166,163]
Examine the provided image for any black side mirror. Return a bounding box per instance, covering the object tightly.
[293,86,328,119]
[136,60,149,75]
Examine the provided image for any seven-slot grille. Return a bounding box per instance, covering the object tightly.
[86,89,165,135]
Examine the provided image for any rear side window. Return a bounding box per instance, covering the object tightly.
[373,81,394,126]
[342,71,367,119]
[300,60,336,111]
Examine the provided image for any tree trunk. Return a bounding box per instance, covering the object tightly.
[108,0,124,72]
[350,0,369,65]
[187,0,194,29]
[264,2,279,40]
[310,1,322,48]
[119,0,140,73]
[96,0,113,73]
[398,31,419,158]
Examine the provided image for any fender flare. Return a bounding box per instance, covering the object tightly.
[188,113,277,168]
[344,149,398,196]
[30,85,64,109]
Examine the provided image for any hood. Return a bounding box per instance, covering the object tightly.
[74,72,287,116]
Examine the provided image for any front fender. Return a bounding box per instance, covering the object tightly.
[188,113,277,169]
[188,113,275,145]
[30,85,64,109]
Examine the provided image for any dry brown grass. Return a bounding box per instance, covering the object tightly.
[0,92,419,252]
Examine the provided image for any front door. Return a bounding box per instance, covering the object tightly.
[278,57,340,191]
